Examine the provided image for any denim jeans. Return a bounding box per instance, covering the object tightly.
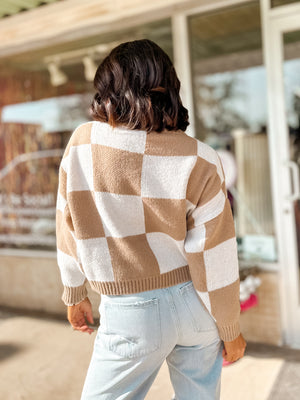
[81,280,223,400]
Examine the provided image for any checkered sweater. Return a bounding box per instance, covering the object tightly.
[56,121,240,341]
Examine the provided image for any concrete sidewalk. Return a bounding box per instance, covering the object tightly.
[0,309,299,400]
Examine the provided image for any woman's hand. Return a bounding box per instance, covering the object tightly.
[67,297,95,334]
[222,333,247,363]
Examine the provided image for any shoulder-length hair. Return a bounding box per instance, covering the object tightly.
[89,39,189,133]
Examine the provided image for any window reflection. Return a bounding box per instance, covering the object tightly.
[0,94,92,250]
[189,2,277,263]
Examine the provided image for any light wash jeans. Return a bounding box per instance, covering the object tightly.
[81,280,223,400]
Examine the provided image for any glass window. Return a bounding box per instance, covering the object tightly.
[283,29,300,298]
[189,2,277,263]
[0,94,91,250]
[283,30,300,131]
[0,19,172,252]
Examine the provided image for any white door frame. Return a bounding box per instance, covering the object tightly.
[261,0,300,347]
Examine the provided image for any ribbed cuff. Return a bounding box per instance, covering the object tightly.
[62,282,88,306]
[217,321,241,342]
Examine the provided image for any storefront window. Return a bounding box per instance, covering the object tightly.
[189,2,277,263]
[283,30,300,132]
[283,30,300,295]
[0,94,91,250]
[0,19,172,252]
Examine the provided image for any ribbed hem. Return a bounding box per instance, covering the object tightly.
[62,282,88,306]
[89,265,192,295]
[217,321,241,342]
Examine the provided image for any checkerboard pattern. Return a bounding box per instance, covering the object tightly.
[56,121,240,341]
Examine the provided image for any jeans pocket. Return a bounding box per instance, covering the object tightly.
[179,282,217,333]
[99,297,161,359]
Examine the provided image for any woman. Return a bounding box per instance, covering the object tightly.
[56,39,246,400]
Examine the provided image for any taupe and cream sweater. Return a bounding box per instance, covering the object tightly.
[56,121,240,341]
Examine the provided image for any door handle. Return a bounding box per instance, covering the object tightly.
[284,160,300,201]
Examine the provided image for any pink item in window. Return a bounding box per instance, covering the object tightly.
[240,293,258,312]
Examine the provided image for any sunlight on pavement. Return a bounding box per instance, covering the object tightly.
[221,356,283,400]
[0,314,287,400]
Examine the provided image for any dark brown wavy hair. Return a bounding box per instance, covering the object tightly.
[89,39,189,133]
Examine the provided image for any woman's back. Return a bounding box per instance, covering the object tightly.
[58,120,194,286]
[57,118,240,341]
[56,38,246,400]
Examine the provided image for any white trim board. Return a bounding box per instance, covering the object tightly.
[0,0,251,58]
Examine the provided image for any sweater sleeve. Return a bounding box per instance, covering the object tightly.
[184,149,240,342]
[56,150,88,306]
